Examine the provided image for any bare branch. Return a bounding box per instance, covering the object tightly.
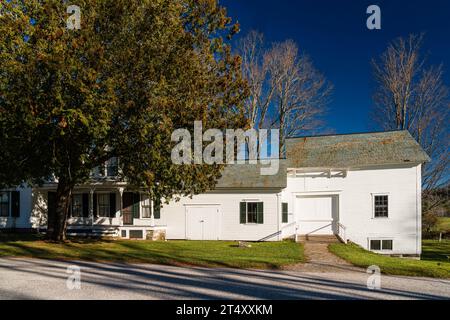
[372,34,449,191]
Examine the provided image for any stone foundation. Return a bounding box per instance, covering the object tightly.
[146,229,166,241]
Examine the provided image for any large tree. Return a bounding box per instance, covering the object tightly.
[236,31,332,151]
[0,0,247,240]
[372,34,449,192]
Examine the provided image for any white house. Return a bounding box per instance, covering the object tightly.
[0,130,430,256]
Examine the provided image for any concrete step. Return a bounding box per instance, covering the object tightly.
[296,234,340,243]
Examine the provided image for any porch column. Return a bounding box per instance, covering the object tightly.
[89,189,94,226]
[118,187,124,226]
[150,198,155,227]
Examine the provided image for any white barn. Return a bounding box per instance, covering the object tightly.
[0,130,429,256]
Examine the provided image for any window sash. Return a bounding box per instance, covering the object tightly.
[382,240,393,250]
[106,158,118,177]
[374,195,388,217]
[370,240,381,250]
[141,194,152,218]
[0,192,10,217]
[71,194,83,217]
[246,202,258,223]
[97,194,110,217]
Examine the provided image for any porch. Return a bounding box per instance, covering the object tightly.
[33,185,167,240]
[282,192,348,243]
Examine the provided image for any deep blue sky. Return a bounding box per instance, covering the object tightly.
[222,0,450,134]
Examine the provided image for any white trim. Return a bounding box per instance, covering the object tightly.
[240,199,261,202]
[183,203,221,206]
[292,191,342,196]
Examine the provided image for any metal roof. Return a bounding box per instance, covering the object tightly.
[285,130,430,169]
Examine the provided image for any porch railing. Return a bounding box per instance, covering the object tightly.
[336,222,347,244]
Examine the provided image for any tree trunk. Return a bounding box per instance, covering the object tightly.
[47,180,73,241]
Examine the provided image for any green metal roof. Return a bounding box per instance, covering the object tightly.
[286,130,430,169]
[215,160,287,189]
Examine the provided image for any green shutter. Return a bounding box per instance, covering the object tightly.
[240,202,246,224]
[11,191,20,217]
[93,193,97,217]
[109,193,116,218]
[282,202,288,223]
[132,193,140,218]
[257,202,264,224]
[153,199,161,219]
[82,193,89,217]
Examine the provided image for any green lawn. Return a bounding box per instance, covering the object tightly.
[438,217,450,232]
[0,234,304,269]
[329,240,450,278]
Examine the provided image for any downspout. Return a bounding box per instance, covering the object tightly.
[416,164,422,256]
[277,192,281,241]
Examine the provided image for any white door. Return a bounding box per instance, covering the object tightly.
[296,196,336,235]
[186,206,220,240]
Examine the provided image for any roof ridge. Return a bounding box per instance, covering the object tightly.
[286,129,407,140]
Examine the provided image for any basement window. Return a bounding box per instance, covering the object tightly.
[129,230,143,239]
[370,239,393,251]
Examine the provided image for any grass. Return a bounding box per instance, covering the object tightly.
[0,234,304,269]
[438,217,450,232]
[329,240,450,278]
[422,239,450,262]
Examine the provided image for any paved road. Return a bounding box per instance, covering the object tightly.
[0,257,449,300]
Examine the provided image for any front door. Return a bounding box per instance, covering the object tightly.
[122,192,139,225]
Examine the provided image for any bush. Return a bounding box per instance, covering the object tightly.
[423,212,439,233]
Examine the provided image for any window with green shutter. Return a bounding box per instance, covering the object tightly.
[239,201,264,224]
[282,202,288,223]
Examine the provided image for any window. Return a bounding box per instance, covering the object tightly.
[247,202,258,223]
[71,194,83,217]
[382,239,393,250]
[370,239,393,251]
[129,230,143,239]
[370,240,381,250]
[240,202,264,224]
[106,158,119,177]
[282,203,288,223]
[0,192,9,217]
[141,194,152,218]
[374,195,388,218]
[97,194,110,217]
[92,158,119,177]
